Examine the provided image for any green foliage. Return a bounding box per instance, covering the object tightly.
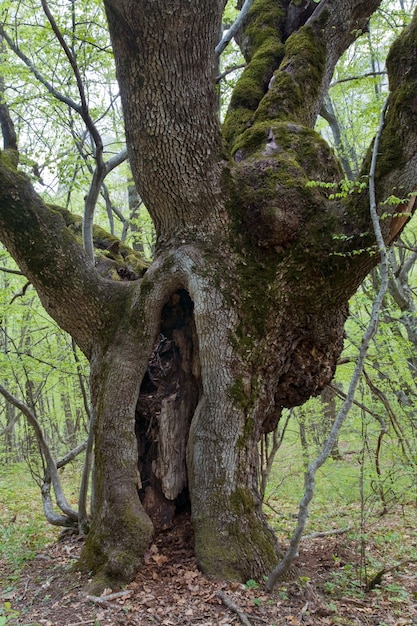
[0,603,20,625]
[0,245,90,467]
[0,0,155,250]
[318,0,416,175]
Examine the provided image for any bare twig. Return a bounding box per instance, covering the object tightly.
[301,526,351,541]
[9,281,30,304]
[217,591,253,626]
[259,411,291,499]
[331,70,386,87]
[57,440,87,469]
[329,383,383,420]
[85,590,133,605]
[215,0,254,57]
[216,63,246,83]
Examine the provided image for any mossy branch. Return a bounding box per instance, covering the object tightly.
[266,97,390,592]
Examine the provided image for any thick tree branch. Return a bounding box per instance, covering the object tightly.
[224,0,381,152]
[266,97,390,591]
[104,0,225,242]
[344,8,417,256]
[0,156,122,357]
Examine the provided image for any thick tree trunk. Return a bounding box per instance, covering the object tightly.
[2,0,417,593]
[76,234,353,585]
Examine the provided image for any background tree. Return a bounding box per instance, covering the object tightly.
[1,0,417,591]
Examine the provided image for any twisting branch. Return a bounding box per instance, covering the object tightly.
[83,147,128,261]
[40,0,102,152]
[57,439,87,468]
[266,98,390,591]
[39,0,105,262]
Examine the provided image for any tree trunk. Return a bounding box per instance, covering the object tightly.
[2,0,417,591]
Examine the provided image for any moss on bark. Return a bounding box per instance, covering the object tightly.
[223,0,285,150]
[193,488,279,581]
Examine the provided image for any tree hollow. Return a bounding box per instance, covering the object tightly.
[135,289,201,532]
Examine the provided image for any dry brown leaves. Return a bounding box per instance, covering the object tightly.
[2,521,417,626]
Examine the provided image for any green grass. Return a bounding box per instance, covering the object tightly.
[1,432,417,606]
[0,463,77,579]
[263,423,417,599]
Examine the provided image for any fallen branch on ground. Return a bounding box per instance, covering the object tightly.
[217,590,253,626]
[366,558,417,591]
[85,589,133,605]
[301,527,351,541]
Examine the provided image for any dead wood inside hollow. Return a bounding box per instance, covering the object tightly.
[135,289,201,532]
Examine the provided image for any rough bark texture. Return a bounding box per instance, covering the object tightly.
[1,0,417,589]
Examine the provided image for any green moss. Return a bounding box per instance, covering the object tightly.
[375,83,417,178]
[230,487,255,515]
[228,378,252,410]
[0,149,19,170]
[230,75,265,111]
[386,15,417,90]
[222,109,255,153]
[222,0,285,151]
[50,205,148,278]
[359,16,417,184]
[244,0,285,52]
[255,24,326,125]
[193,495,279,581]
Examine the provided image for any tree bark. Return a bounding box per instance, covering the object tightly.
[1,0,417,589]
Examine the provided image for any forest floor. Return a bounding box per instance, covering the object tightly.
[1,510,417,626]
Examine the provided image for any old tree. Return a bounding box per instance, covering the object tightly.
[1,0,417,588]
